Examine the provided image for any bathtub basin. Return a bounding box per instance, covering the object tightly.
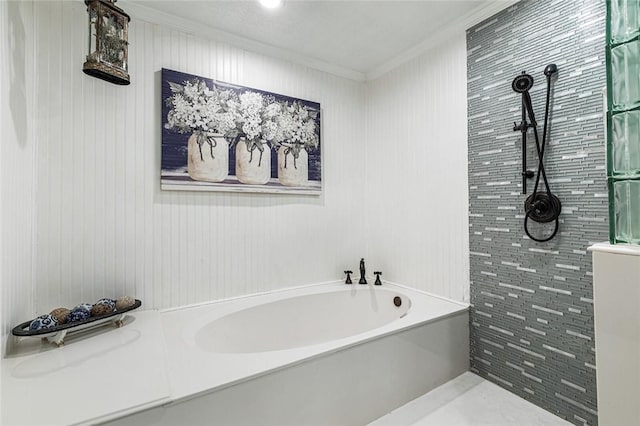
[195,288,410,353]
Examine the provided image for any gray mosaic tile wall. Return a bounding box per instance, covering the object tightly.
[467,1,607,425]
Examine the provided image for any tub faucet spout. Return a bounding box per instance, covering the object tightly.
[359,258,367,284]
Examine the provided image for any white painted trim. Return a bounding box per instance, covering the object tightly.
[366,0,521,81]
[588,242,640,256]
[119,0,367,82]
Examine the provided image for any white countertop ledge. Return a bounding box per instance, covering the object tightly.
[1,310,171,426]
[588,242,640,256]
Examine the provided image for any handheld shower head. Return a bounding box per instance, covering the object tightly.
[543,63,558,77]
[512,72,537,125]
[512,73,534,93]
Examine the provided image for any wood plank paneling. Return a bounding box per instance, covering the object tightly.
[365,35,470,302]
[21,1,366,313]
[1,0,37,356]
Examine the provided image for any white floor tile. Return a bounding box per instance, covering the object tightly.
[369,372,571,426]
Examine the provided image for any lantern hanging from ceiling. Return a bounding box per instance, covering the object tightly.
[83,0,130,85]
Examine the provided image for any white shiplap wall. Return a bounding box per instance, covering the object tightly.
[2,0,472,344]
[1,0,36,355]
[364,35,470,302]
[24,0,366,314]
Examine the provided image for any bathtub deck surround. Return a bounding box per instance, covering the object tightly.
[156,281,468,403]
[106,281,468,426]
[1,311,171,426]
[2,281,469,425]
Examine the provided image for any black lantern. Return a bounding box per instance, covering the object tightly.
[83,0,130,85]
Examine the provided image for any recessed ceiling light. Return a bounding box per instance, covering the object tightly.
[259,0,282,9]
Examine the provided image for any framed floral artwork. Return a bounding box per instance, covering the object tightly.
[161,68,322,194]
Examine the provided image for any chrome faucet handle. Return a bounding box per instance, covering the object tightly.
[344,270,353,284]
[374,271,382,285]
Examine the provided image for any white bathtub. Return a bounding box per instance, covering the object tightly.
[195,288,411,353]
[106,281,469,426]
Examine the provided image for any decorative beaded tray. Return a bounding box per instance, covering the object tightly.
[12,300,142,347]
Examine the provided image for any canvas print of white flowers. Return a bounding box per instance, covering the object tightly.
[161,69,322,194]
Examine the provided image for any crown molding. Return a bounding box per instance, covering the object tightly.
[118,0,367,82]
[118,0,519,84]
[366,0,521,81]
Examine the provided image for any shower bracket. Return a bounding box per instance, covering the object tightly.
[513,118,534,193]
[512,120,532,132]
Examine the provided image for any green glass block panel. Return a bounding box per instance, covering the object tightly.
[607,1,640,245]
[613,179,640,243]
[611,40,640,111]
[610,0,640,44]
[611,109,640,175]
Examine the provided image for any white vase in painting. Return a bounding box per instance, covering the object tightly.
[235,139,271,185]
[187,133,229,182]
[277,146,308,187]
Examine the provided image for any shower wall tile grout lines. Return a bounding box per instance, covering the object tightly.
[467,0,607,425]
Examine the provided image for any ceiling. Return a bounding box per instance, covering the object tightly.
[129,0,514,79]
